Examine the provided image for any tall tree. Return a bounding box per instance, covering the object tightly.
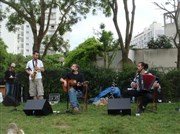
[96,23,119,68]
[0,0,97,58]
[97,0,136,69]
[154,0,180,68]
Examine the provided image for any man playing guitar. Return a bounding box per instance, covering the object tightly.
[60,64,85,112]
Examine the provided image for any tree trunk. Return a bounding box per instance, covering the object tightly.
[122,48,129,66]
[33,38,40,52]
[177,46,180,68]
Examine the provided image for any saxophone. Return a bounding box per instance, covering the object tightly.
[31,61,38,81]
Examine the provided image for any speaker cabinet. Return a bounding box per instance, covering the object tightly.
[2,95,20,106]
[107,98,131,115]
[23,99,53,116]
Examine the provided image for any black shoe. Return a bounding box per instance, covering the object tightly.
[138,109,144,113]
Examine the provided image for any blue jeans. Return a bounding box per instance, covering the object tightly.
[68,88,82,109]
[5,83,14,96]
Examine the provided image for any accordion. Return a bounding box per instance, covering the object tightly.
[138,74,156,91]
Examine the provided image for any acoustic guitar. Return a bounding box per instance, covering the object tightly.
[62,79,87,92]
[62,79,89,92]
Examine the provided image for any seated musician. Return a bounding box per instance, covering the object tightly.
[60,64,85,112]
[123,62,161,114]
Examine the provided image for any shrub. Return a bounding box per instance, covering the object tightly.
[6,65,180,103]
[164,69,180,101]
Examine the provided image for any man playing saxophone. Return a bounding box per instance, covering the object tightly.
[26,50,45,100]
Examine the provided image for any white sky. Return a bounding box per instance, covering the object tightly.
[68,0,165,50]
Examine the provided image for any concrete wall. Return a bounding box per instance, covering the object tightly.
[134,48,177,68]
[96,48,177,69]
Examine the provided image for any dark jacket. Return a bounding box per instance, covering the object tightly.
[4,69,16,84]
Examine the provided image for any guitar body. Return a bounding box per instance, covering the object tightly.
[62,79,77,92]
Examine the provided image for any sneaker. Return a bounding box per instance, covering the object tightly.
[135,108,144,116]
[135,112,141,116]
[73,107,80,112]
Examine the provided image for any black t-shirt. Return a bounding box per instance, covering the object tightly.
[63,72,85,90]
[63,72,85,83]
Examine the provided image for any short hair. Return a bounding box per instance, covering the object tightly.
[33,50,39,54]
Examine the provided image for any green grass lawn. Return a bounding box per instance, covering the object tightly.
[0,101,180,134]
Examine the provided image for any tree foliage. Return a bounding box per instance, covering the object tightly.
[7,53,27,72]
[0,0,98,58]
[0,38,8,79]
[43,54,63,70]
[64,37,102,68]
[96,23,119,68]
[0,39,27,83]
[147,35,173,49]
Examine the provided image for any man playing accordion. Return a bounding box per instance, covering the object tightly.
[123,62,161,115]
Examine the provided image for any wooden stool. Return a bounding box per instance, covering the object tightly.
[136,90,158,112]
[0,85,5,97]
[82,81,89,112]
[63,81,89,112]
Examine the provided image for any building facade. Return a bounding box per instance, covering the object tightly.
[130,22,164,49]
[0,4,62,56]
[16,23,33,56]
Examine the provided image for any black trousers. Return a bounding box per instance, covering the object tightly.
[122,89,153,110]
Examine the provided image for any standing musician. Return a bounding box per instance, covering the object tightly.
[26,50,45,100]
[60,64,85,112]
[123,62,161,114]
[4,63,16,96]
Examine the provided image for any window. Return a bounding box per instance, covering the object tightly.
[51,25,55,29]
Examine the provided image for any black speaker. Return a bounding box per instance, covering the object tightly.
[2,95,20,106]
[107,98,131,115]
[23,99,53,116]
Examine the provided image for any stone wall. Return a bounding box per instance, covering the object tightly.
[96,48,177,70]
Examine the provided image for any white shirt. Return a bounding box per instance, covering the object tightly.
[26,59,44,80]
